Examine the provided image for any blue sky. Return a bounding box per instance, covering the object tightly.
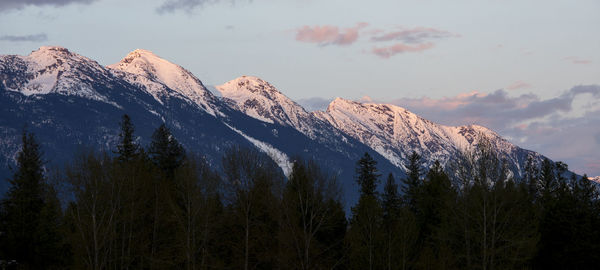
[1,0,599,175]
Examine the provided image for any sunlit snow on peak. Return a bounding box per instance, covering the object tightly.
[107,49,220,116]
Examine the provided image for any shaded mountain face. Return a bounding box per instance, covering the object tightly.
[0,46,561,205]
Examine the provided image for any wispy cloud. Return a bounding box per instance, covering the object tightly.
[372,42,434,58]
[156,0,249,14]
[564,56,592,64]
[295,23,368,46]
[506,81,532,90]
[0,33,48,42]
[369,26,455,59]
[293,23,455,58]
[0,0,96,11]
[371,27,456,43]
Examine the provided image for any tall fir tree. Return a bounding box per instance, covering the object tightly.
[402,151,422,211]
[0,130,64,269]
[355,152,380,196]
[381,173,401,270]
[148,123,185,178]
[348,152,383,270]
[115,114,140,163]
[524,154,539,198]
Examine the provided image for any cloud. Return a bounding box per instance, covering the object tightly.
[506,81,531,90]
[0,33,47,42]
[372,42,434,58]
[375,84,600,176]
[564,56,592,64]
[0,0,96,11]
[295,23,368,46]
[371,27,456,43]
[157,0,216,13]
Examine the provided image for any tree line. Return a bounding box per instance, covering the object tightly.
[1,114,599,269]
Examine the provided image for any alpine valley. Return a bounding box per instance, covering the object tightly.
[0,46,558,204]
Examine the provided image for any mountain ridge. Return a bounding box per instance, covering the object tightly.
[0,46,578,203]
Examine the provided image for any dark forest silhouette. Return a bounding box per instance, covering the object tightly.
[1,115,599,269]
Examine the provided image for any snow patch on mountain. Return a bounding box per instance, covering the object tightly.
[107,49,220,116]
[224,123,293,176]
[589,176,600,183]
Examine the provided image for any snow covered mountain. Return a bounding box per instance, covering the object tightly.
[216,76,357,145]
[216,76,316,134]
[313,98,538,176]
[0,46,580,203]
[107,49,222,116]
[590,176,600,184]
[0,47,401,204]
[0,46,120,106]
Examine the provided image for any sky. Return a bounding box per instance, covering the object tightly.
[0,0,599,176]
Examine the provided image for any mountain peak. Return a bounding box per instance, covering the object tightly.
[28,46,80,65]
[121,49,158,64]
[0,45,111,98]
[219,75,280,95]
[217,76,320,136]
[327,97,357,111]
[33,46,70,54]
[107,49,220,116]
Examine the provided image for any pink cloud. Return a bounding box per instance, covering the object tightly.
[564,56,592,64]
[506,81,532,90]
[372,42,434,58]
[371,27,456,43]
[295,23,368,46]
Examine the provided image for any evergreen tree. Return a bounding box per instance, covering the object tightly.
[539,158,557,198]
[148,124,185,178]
[402,151,422,211]
[381,173,401,270]
[355,152,380,196]
[524,154,539,198]
[382,173,400,222]
[348,153,383,270]
[413,161,455,269]
[115,114,140,163]
[0,130,64,269]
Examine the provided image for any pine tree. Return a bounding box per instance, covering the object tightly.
[382,173,400,222]
[115,114,140,163]
[524,154,539,198]
[402,151,422,211]
[539,158,557,198]
[355,152,380,196]
[348,152,383,270]
[0,130,64,269]
[148,124,185,178]
[381,173,401,270]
